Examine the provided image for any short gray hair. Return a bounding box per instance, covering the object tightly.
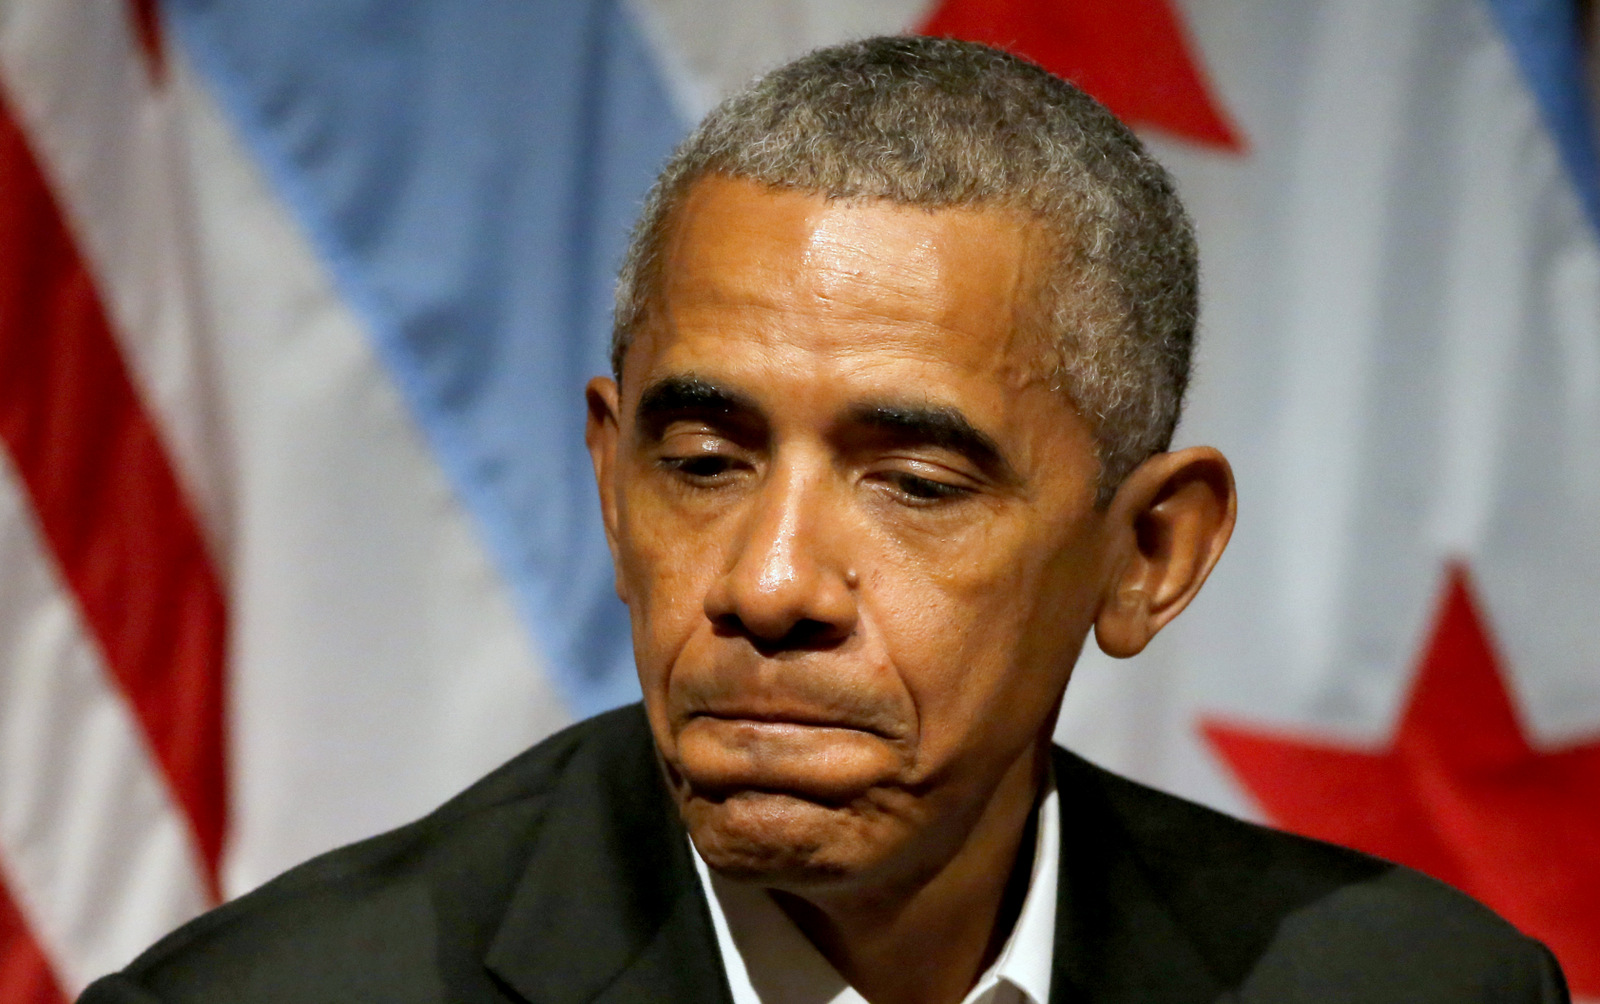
[612,35,1198,502]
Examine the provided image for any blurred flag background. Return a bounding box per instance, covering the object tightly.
[0,0,1595,999]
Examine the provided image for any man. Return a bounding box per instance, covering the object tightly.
[82,36,1567,1004]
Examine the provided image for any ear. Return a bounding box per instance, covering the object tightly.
[585,376,628,603]
[1094,446,1236,658]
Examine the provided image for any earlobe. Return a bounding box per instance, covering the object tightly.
[1094,446,1236,658]
[584,376,628,603]
[1094,587,1152,658]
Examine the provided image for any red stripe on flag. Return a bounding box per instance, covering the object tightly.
[0,872,66,1004]
[0,94,227,892]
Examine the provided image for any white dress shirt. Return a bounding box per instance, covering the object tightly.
[693,779,1059,1004]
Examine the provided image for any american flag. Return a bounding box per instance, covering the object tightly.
[1,3,220,997]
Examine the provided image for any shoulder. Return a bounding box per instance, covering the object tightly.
[80,706,655,1004]
[1053,746,1570,1002]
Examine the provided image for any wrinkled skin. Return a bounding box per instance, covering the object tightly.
[586,175,1234,1004]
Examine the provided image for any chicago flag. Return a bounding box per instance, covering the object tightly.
[0,0,1594,999]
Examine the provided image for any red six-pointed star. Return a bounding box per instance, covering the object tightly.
[1204,564,1600,995]
[918,0,1245,150]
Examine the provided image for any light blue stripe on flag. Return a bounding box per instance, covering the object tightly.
[167,0,689,716]
[1481,0,1600,235]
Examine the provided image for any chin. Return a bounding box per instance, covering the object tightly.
[681,789,888,889]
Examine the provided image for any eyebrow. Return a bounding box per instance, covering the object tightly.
[635,375,760,432]
[847,402,1019,485]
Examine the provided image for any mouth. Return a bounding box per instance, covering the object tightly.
[686,708,897,740]
[671,708,906,800]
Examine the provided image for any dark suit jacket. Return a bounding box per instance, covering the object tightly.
[80,704,1568,1003]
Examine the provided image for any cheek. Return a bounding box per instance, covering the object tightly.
[614,494,721,688]
[867,515,1097,761]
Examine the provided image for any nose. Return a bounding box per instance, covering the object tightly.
[702,462,858,650]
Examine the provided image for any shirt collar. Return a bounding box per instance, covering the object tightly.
[980,774,1058,1003]
[693,772,1059,1004]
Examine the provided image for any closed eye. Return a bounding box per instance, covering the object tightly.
[661,453,744,483]
[879,471,973,504]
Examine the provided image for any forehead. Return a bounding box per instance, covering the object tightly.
[635,176,1055,396]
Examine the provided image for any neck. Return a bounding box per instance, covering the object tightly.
[774,741,1049,1004]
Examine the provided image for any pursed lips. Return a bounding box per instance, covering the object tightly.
[672,698,909,799]
[681,699,905,742]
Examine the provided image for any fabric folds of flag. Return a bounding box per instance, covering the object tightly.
[0,1,219,998]
[1,0,1596,997]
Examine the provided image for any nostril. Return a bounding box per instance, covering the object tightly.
[709,611,748,638]
[709,612,849,654]
[786,618,850,649]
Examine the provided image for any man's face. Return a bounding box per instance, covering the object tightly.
[589,176,1115,889]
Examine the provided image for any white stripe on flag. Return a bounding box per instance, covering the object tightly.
[0,452,207,995]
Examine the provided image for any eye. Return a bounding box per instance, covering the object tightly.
[662,453,740,482]
[654,428,756,489]
[880,470,973,504]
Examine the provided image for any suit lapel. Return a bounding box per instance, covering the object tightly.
[1049,749,1226,1004]
[484,706,734,1004]
[481,717,1222,1004]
